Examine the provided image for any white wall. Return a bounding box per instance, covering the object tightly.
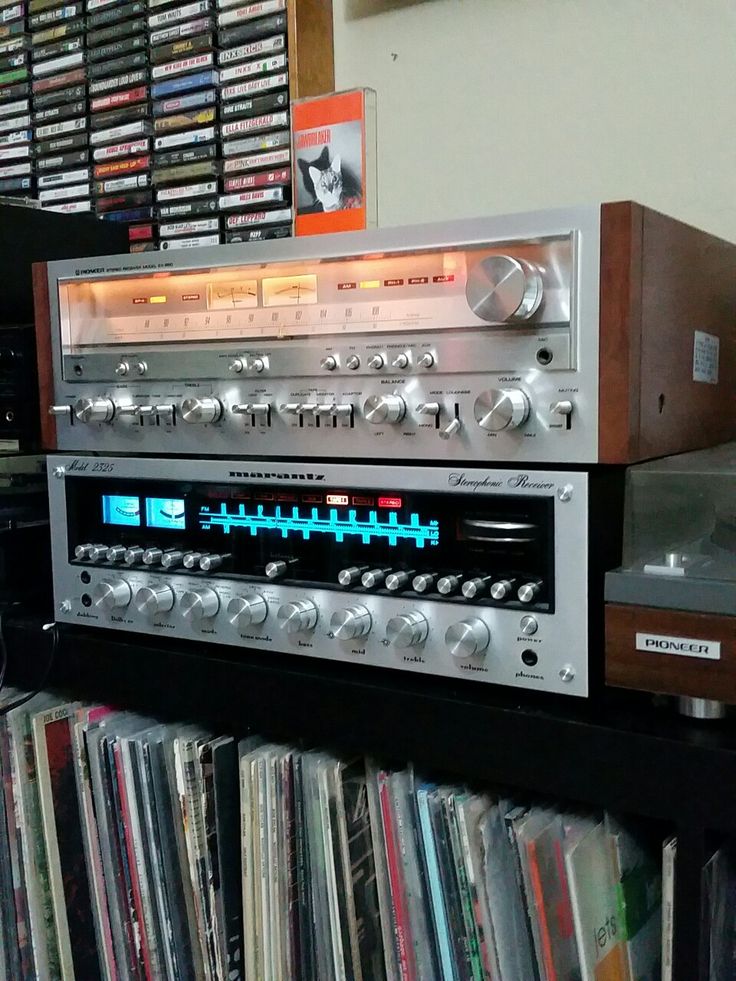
[333,0,736,241]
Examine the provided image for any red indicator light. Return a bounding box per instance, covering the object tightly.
[326,493,349,506]
[352,495,374,506]
[433,274,455,283]
[384,278,404,287]
[338,282,356,291]
[408,276,428,285]
[181,293,200,301]
[133,297,148,304]
[378,496,402,508]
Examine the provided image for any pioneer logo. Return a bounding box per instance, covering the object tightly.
[635,632,721,661]
[228,470,326,481]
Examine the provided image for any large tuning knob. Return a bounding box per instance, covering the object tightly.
[180,396,223,424]
[330,606,372,641]
[474,388,530,432]
[180,587,220,621]
[445,618,490,659]
[74,397,115,424]
[386,611,429,649]
[465,255,543,323]
[277,599,318,635]
[93,578,131,611]
[227,594,268,629]
[363,394,406,426]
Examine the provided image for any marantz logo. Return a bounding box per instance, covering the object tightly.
[448,472,555,492]
[636,632,721,660]
[228,470,326,481]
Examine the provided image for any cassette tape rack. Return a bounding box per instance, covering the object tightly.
[11,0,333,251]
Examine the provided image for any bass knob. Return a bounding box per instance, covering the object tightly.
[277,599,318,635]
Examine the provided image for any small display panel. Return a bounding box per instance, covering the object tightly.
[101,495,140,527]
[145,498,186,531]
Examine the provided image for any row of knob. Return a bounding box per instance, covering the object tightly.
[91,578,497,658]
[76,543,229,572]
[338,565,542,604]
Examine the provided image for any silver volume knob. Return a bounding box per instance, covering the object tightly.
[445,618,490,659]
[106,545,127,563]
[88,544,109,563]
[227,594,267,629]
[331,605,372,641]
[361,567,391,589]
[135,584,175,617]
[412,573,438,594]
[74,397,115,424]
[490,579,515,601]
[200,553,230,572]
[142,547,164,566]
[161,550,184,570]
[93,578,132,611]
[180,587,220,621]
[363,393,406,425]
[183,551,206,569]
[180,396,223,424]
[518,581,541,604]
[338,566,368,588]
[437,575,461,596]
[465,255,543,323]
[386,570,415,592]
[386,611,429,649]
[474,389,530,432]
[124,546,145,566]
[277,599,318,635]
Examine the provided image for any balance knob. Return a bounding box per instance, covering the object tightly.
[474,388,530,432]
[93,578,131,611]
[331,606,372,641]
[180,587,220,621]
[277,599,318,635]
[227,594,267,629]
[386,611,429,649]
[465,255,543,323]
[74,397,115,424]
[180,396,223,424]
[363,393,406,425]
[445,618,490,659]
[135,584,175,617]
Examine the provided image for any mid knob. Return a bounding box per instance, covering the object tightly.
[277,599,318,635]
[93,578,131,611]
[386,611,429,649]
[363,393,406,426]
[180,396,223,424]
[74,397,115,424]
[227,594,268,629]
[474,388,530,432]
[445,618,490,659]
[465,255,543,323]
[330,605,372,641]
[180,587,220,621]
[135,584,175,617]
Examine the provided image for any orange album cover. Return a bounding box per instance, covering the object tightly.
[292,87,377,236]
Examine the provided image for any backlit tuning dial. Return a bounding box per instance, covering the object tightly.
[465,255,543,323]
[124,546,145,566]
[338,566,369,587]
[474,389,530,432]
[74,397,115,424]
[386,570,415,592]
[437,575,462,596]
[363,393,406,426]
[386,611,429,649]
[277,599,318,635]
[135,584,175,617]
[445,618,490,659]
[331,606,372,641]
[180,587,220,621]
[180,396,223,425]
[361,567,391,589]
[227,594,268,629]
[93,578,131,611]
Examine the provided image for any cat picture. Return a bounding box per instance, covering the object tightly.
[297,145,362,214]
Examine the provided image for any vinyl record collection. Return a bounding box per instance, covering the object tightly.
[0,686,666,981]
[12,0,294,250]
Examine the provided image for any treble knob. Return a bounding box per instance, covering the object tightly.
[474,388,530,432]
[227,594,268,629]
[277,599,318,635]
[465,255,543,323]
[363,393,406,425]
[93,578,131,611]
[180,587,220,621]
[180,396,223,424]
[445,618,490,659]
[386,611,429,649]
[330,606,372,641]
[74,397,115,424]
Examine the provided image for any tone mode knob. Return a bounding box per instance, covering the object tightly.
[331,606,372,641]
[227,594,267,629]
[474,389,530,432]
[445,618,490,659]
[180,396,223,424]
[135,584,175,617]
[277,599,318,635]
[386,611,429,649]
[74,397,115,424]
[363,393,406,426]
[180,587,220,621]
[93,578,131,611]
[465,255,543,323]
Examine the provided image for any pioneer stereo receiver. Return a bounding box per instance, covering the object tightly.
[38,202,736,463]
[48,454,623,698]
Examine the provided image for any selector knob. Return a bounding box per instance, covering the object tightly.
[277,599,318,634]
[161,550,184,570]
[135,584,175,617]
[180,587,220,621]
[338,566,368,587]
[227,594,268,629]
[437,575,461,596]
[124,546,145,566]
[412,573,438,594]
[386,570,415,592]
[386,611,429,649]
[490,579,515,601]
[180,397,223,424]
[518,581,541,604]
[474,389,530,432]
[142,548,164,566]
[363,394,406,426]
[74,397,115,424]
[465,255,543,323]
[331,605,372,641]
[106,545,127,563]
[445,618,490,659]
[93,578,131,611]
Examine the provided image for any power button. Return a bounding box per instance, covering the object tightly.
[520,615,538,636]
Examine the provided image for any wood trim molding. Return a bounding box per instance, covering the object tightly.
[288,0,335,101]
[32,261,56,452]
